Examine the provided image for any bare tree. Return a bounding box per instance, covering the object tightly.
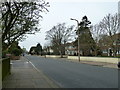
[0,0,49,48]
[100,13,119,36]
[98,13,120,56]
[90,24,103,56]
[45,23,75,57]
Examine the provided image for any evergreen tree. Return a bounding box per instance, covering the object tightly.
[74,16,96,56]
[36,43,42,55]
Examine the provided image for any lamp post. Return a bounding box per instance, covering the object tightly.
[70,18,80,62]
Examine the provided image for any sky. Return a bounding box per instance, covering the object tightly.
[19,0,119,51]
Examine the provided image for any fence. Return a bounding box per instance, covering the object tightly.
[0,59,2,90]
[2,58,11,80]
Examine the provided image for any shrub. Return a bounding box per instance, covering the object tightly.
[11,48,22,56]
[2,50,8,58]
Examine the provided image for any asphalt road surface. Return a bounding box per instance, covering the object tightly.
[26,55,118,88]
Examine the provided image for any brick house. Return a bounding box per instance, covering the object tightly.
[99,33,120,57]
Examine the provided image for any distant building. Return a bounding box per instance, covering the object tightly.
[43,46,53,55]
[99,33,120,56]
[65,42,77,56]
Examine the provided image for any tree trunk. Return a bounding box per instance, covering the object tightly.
[59,51,63,58]
[95,49,97,56]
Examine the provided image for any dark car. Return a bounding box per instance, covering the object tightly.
[118,62,120,68]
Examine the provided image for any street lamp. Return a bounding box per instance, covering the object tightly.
[70,18,80,62]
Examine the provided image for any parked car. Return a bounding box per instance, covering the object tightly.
[118,62,120,68]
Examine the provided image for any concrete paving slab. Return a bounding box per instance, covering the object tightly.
[2,57,59,88]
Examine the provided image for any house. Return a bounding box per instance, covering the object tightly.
[65,42,78,56]
[99,33,120,57]
[43,46,53,55]
[43,43,77,56]
[65,33,120,57]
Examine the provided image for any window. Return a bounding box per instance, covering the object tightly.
[103,49,108,53]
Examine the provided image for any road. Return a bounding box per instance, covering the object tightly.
[26,55,118,88]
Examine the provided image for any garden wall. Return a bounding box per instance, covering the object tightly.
[68,56,119,64]
[45,55,119,64]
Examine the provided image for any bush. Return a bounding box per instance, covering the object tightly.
[11,48,22,56]
[2,50,8,58]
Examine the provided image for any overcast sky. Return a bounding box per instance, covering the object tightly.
[19,0,119,51]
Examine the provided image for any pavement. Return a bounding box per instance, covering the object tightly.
[2,56,59,88]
